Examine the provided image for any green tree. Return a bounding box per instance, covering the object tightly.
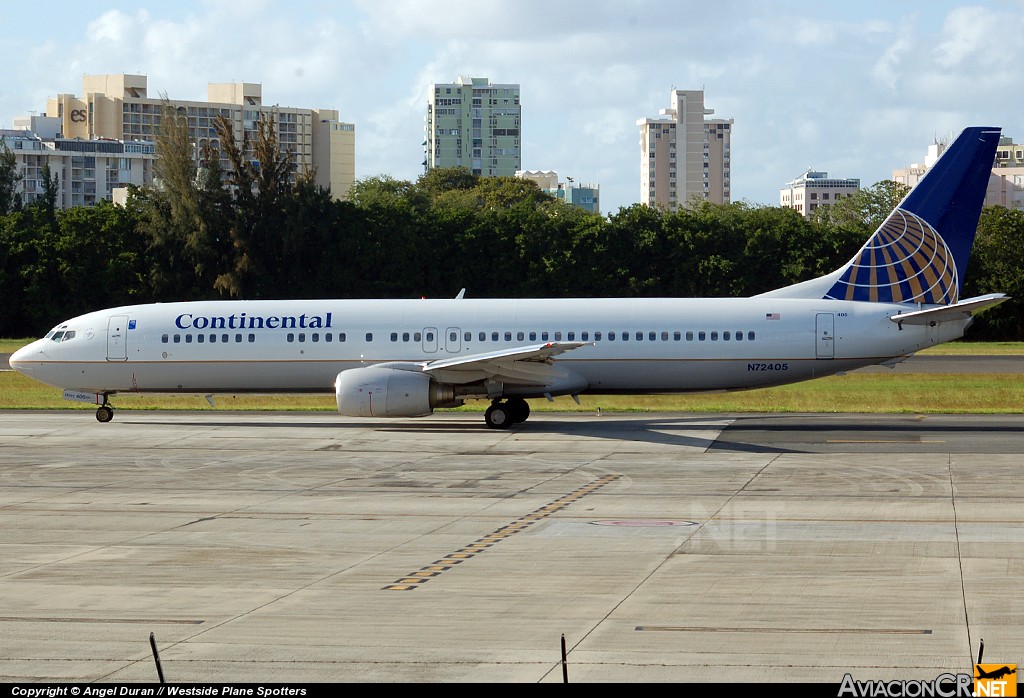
[198,111,299,298]
[137,101,231,299]
[963,206,1024,340]
[0,139,23,215]
[812,180,911,232]
[416,167,478,197]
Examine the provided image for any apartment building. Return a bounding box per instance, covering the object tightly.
[780,169,861,218]
[4,116,154,209]
[637,89,732,211]
[425,76,521,176]
[40,74,355,200]
[516,170,600,214]
[893,134,1024,212]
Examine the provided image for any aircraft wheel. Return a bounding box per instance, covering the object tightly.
[484,402,514,429]
[507,397,530,424]
[96,405,114,423]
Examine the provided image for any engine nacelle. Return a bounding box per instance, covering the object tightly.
[335,366,462,418]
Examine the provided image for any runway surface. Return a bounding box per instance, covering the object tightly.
[1,410,1022,683]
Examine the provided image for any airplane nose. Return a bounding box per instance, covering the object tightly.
[9,342,40,375]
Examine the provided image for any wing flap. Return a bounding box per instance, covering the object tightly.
[423,341,590,385]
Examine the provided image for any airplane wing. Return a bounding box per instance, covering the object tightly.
[889,293,1009,326]
[421,341,591,385]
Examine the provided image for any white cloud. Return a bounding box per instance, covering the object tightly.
[2,0,1023,213]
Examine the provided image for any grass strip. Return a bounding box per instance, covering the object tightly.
[2,371,1022,414]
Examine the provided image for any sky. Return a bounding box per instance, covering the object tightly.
[3,0,1023,215]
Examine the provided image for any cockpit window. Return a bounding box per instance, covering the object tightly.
[62,331,76,341]
[50,331,65,342]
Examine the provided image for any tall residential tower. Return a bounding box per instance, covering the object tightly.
[637,89,732,211]
[425,76,521,176]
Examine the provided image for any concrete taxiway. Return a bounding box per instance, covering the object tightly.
[1,410,1022,683]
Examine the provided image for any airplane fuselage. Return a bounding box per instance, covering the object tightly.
[11,296,964,397]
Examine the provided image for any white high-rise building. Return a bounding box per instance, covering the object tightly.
[637,90,732,211]
[425,76,521,177]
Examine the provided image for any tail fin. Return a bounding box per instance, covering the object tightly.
[760,126,1001,304]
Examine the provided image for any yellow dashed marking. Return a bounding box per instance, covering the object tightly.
[383,474,620,590]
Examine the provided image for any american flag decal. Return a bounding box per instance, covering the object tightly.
[766,313,780,320]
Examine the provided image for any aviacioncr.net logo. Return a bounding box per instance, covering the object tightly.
[838,673,973,697]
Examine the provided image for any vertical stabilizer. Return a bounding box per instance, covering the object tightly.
[759,127,1000,304]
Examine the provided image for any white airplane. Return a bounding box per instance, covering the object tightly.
[10,126,1007,429]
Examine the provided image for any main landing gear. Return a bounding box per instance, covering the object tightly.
[95,395,114,423]
[484,397,530,429]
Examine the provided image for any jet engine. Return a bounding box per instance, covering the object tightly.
[335,366,463,417]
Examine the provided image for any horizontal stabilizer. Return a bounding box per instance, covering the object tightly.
[889,294,1008,326]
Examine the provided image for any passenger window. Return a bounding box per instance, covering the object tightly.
[403,332,410,342]
[594,332,601,341]
[287,333,294,343]
[504,331,512,341]
[698,332,705,341]
[686,331,693,341]
[186,334,193,343]
[748,331,755,341]
[464,332,471,341]
[581,332,589,341]
[235,334,242,343]
[298,333,306,342]
[209,334,216,343]
[529,332,537,341]
[325,333,332,342]
[609,332,615,340]
[517,332,524,341]
[248,334,255,343]
[736,331,743,342]
[391,332,399,342]
[197,334,205,343]
[711,331,718,341]
[479,332,486,341]
[541,332,549,341]
[312,333,319,343]
[636,332,643,341]
[723,331,731,341]
[413,332,420,342]
[554,332,562,341]
[649,332,656,341]
[366,333,374,342]
[162,334,169,343]
[568,332,575,341]
[673,331,681,341]
[622,332,629,341]
[174,334,181,344]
